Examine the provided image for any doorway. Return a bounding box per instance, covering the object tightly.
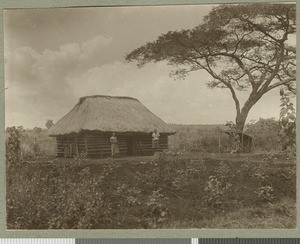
[127,137,134,155]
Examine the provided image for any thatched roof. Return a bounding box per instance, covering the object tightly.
[48,95,175,136]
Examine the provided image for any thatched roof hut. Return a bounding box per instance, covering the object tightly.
[49,95,175,158]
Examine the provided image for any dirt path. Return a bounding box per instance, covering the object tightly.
[39,151,293,166]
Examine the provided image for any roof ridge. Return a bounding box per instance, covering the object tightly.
[81,95,138,100]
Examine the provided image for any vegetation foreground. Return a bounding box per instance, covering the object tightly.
[7,152,296,229]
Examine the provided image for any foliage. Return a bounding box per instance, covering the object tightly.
[45,119,54,129]
[17,126,25,132]
[245,118,281,152]
[255,186,274,203]
[172,158,206,188]
[204,162,232,207]
[18,129,56,160]
[33,127,43,134]
[6,153,296,229]
[225,121,240,153]
[146,189,169,227]
[204,176,232,207]
[169,121,285,153]
[74,150,88,162]
[262,154,277,164]
[189,135,219,153]
[153,149,183,163]
[6,126,21,167]
[279,89,296,155]
[126,3,296,131]
[20,143,37,160]
[164,197,295,229]
[168,124,227,153]
[241,156,272,182]
[214,161,230,178]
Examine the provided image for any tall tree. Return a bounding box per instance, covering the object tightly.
[126,3,296,131]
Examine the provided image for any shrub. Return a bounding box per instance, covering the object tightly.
[241,160,256,175]
[20,144,36,160]
[255,186,274,203]
[204,175,232,207]
[262,154,277,164]
[6,126,21,166]
[254,162,270,182]
[74,150,88,163]
[45,120,54,129]
[225,121,240,153]
[214,161,230,179]
[279,89,296,156]
[146,188,169,226]
[168,125,224,153]
[19,130,56,160]
[172,158,206,188]
[245,118,281,152]
[203,161,233,207]
[153,149,183,163]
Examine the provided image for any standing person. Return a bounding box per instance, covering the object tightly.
[152,129,160,152]
[110,133,119,157]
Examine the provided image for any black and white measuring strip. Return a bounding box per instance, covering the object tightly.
[1,239,300,244]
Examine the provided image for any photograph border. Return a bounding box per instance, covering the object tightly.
[0,0,299,238]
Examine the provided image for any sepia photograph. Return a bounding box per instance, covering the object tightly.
[4,2,296,229]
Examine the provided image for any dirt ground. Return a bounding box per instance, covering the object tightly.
[42,151,294,166]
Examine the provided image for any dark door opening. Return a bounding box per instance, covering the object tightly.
[127,137,134,155]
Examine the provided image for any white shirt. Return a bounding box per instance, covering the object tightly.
[152,132,160,141]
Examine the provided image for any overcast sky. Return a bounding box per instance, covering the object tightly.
[4,4,286,129]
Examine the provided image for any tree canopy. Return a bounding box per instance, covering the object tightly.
[126,3,296,131]
[46,119,54,129]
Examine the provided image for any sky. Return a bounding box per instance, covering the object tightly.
[4,4,289,129]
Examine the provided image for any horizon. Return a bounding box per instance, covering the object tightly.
[9,119,278,131]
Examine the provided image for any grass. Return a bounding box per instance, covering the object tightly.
[16,129,56,160]
[169,119,281,153]
[164,197,296,229]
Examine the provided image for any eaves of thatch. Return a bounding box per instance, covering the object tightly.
[48,95,176,136]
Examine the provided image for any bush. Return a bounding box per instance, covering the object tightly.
[145,189,169,227]
[189,136,220,153]
[19,129,56,160]
[6,126,21,166]
[204,175,232,207]
[241,156,271,182]
[169,120,283,153]
[20,144,36,160]
[255,186,274,203]
[279,90,296,156]
[168,124,225,153]
[245,118,281,152]
[172,158,206,188]
[204,161,232,207]
[153,149,183,163]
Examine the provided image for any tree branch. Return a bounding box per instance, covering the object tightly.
[263,78,296,94]
[203,57,241,115]
[241,17,281,44]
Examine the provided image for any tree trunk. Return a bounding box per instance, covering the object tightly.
[235,93,261,132]
[235,111,249,132]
